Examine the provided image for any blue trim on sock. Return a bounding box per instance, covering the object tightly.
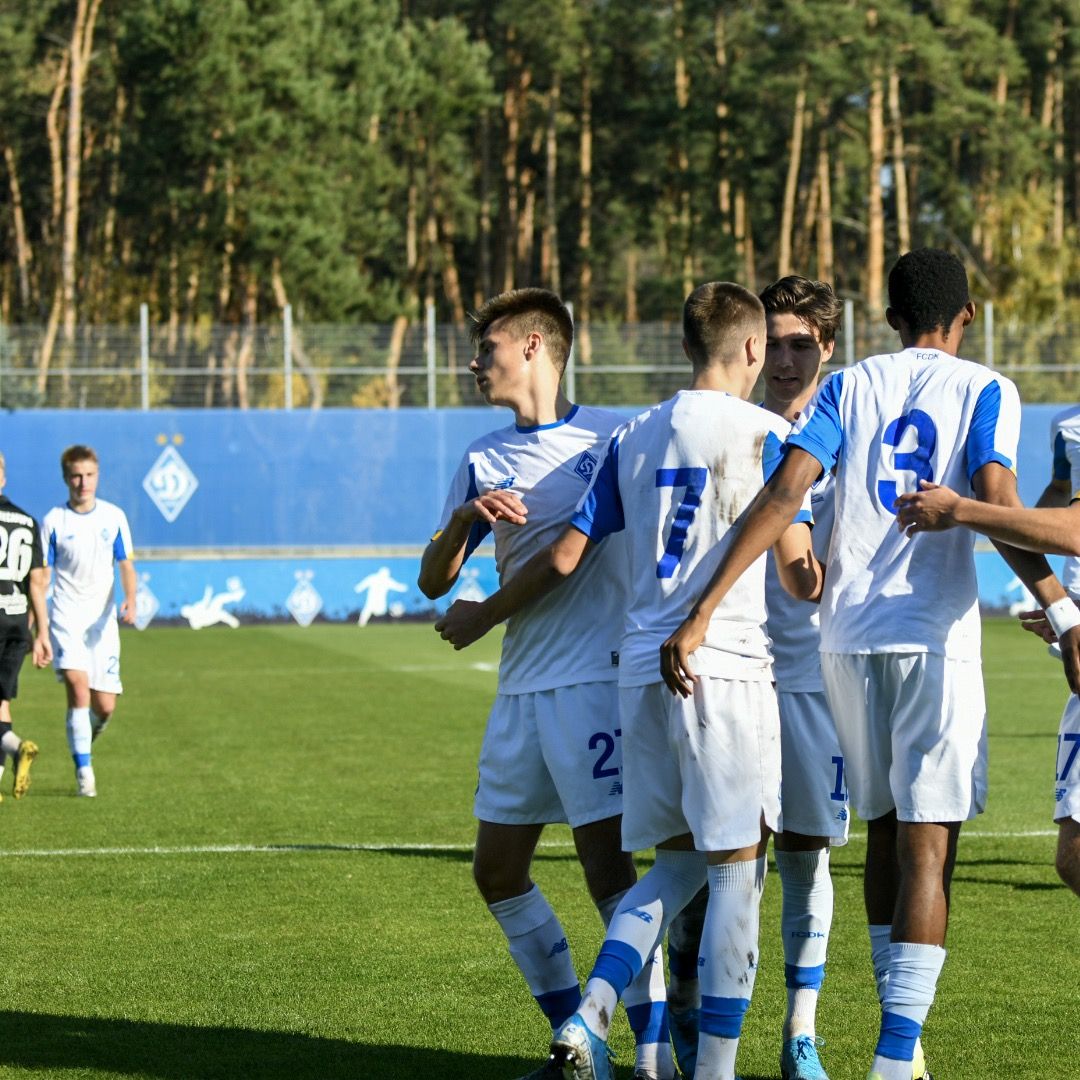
[784,962,826,990]
[700,995,750,1039]
[73,753,91,768]
[590,940,643,998]
[626,1001,669,1045]
[668,944,699,981]
[536,985,582,1029]
[875,1011,922,1060]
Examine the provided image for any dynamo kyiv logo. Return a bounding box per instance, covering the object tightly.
[143,446,198,523]
[574,450,598,483]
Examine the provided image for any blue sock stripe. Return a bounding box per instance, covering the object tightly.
[875,1010,922,1061]
[73,752,91,768]
[700,995,750,1039]
[589,939,644,998]
[625,1001,669,1045]
[536,985,582,1028]
[784,962,826,990]
[667,945,700,981]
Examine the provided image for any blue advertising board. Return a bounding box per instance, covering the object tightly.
[0,402,1071,628]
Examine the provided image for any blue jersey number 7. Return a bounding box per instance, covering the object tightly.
[656,467,708,578]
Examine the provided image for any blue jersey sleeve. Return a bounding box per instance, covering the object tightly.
[113,529,128,561]
[462,462,493,560]
[965,380,1014,481]
[786,372,845,474]
[570,434,625,542]
[763,430,812,525]
[1053,430,1071,482]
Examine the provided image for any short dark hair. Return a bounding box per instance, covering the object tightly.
[470,288,574,375]
[759,276,844,345]
[887,249,970,337]
[61,445,98,476]
[683,282,765,368]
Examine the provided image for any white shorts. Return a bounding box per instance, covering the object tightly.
[51,616,123,694]
[473,682,623,828]
[1055,694,1080,824]
[778,690,850,843]
[820,652,987,823]
[619,678,781,854]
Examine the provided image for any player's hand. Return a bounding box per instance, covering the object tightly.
[894,480,961,536]
[660,612,707,698]
[119,598,137,625]
[1060,624,1080,695]
[31,635,52,668]
[1017,608,1056,644]
[454,490,528,528]
[434,599,493,649]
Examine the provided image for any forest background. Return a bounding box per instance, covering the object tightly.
[1,0,1078,401]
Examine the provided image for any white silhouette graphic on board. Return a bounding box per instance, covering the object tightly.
[450,566,488,604]
[181,576,246,629]
[1005,575,1036,618]
[354,567,408,626]
[134,572,159,631]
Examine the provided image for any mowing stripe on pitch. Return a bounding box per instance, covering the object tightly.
[0,830,1059,859]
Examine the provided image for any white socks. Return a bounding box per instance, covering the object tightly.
[488,885,580,1030]
[696,857,767,1080]
[776,848,833,1039]
[66,707,93,768]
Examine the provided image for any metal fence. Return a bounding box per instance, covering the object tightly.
[3,301,1080,409]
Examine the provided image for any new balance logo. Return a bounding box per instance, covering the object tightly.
[608,781,623,797]
[491,476,516,490]
[1056,787,1067,801]
[548,938,569,958]
[791,931,826,939]
[626,908,654,924]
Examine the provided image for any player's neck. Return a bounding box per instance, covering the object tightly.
[689,367,752,398]
[511,388,573,430]
[68,497,97,514]
[763,384,817,424]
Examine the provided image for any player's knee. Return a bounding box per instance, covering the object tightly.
[472,857,530,904]
[1055,840,1080,896]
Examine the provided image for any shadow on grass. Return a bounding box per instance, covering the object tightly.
[0,1010,540,1079]
[0,1012,777,1079]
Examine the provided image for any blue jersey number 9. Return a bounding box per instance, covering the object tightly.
[877,410,937,513]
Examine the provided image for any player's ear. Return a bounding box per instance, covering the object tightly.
[885,307,901,333]
[961,300,976,327]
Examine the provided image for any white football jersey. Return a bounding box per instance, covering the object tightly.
[571,390,811,687]
[788,347,1021,660]
[42,499,134,629]
[765,469,834,692]
[435,404,627,695]
[1049,405,1080,596]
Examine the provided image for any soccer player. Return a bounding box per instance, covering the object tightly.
[0,451,51,801]
[418,288,674,1080]
[41,445,137,798]
[436,281,822,1080]
[660,249,1071,1080]
[895,406,1080,898]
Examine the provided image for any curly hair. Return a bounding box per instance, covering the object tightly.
[759,276,844,345]
[887,249,970,337]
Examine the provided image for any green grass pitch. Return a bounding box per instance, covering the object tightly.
[0,619,1072,1079]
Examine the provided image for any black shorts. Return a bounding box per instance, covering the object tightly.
[0,635,29,701]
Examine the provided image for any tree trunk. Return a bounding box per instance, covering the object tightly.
[234,275,257,409]
[541,77,561,292]
[61,0,104,343]
[715,7,731,233]
[778,78,807,278]
[477,107,492,307]
[816,118,834,282]
[866,12,886,313]
[674,0,693,297]
[209,156,236,407]
[386,168,419,408]
[577,34,594,365]
[501,38,531,292]
[888,67,910,255]
[1,143,34,312]
[91,49,126,321]
[45,50,70,246]
[734,181,755,287]
[271,259,324,409]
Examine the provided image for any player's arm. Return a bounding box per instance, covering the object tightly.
[772,520,825,603]
[118,558,137,625]
[28,566,52,667]
[435,525,593,649]
[896,480,1080,556]
[660,446,823,697]
[418,489,527,599]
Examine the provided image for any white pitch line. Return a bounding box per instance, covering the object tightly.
[0,830,1059,859]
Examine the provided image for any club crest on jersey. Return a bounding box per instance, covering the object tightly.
[574,450,598,483]
[490,476,516,490]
